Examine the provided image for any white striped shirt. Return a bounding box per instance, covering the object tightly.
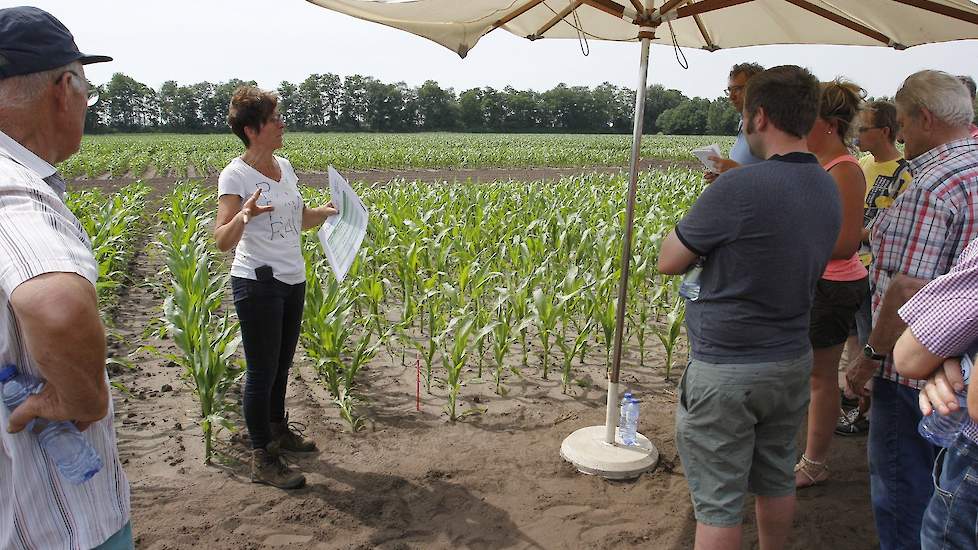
[0,130,130,550]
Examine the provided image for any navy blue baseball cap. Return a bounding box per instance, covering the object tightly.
[0,6,111,79]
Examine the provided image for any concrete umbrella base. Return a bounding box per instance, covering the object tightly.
[560,425,658,480]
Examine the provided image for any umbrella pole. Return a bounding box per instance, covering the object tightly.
[604,31,652,445]
[559,30,658,479]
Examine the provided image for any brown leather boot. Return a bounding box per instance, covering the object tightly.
[270,414,317,453]
[251,448,305,489]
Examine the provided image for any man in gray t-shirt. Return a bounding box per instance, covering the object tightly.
[677,152,840,363]
[657,65,841,550]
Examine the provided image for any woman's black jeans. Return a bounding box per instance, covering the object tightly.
[231,276,305,450]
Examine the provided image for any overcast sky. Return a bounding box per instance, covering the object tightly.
[21,0,978,100]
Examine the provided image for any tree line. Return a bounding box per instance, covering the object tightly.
[85,72,744,135]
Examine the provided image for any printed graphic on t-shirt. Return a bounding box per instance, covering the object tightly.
[864,159,910,227]
[255,180,302,241]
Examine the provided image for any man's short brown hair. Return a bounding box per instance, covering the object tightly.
[866,100,900,144]
[744,65,820,139]
[227,85,278,147]
[729,62,764,81]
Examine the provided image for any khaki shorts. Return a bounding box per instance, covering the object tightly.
[676,352,813,527]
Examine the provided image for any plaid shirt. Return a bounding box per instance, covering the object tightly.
[870,137,978,388]
[900,237,978,357]
[899,238,978,442]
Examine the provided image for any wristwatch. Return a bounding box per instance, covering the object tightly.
[862,344,887,361]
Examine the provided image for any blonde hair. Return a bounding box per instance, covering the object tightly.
[818,78,866,147]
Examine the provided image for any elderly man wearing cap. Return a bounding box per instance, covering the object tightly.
[0,6,132,550]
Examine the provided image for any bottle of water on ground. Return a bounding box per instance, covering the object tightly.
[618,391,632,427]
[621,397,640,446]
[679,258,705,301]
[918,351,975,448]
[0,365,103,484]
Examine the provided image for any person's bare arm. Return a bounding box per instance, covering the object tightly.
[846,274,930,396]
[7,273,107,433]
[828,163,866,260]
[301,202,338,231]
[869,274,930,353]
[894,327,944,380]
[214,190,273,252]
[657,230,698,275]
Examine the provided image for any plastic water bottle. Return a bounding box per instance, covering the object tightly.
[0,365,103,484]
[919,353,975,448]
[679,259,705,301]
[618,391,633,427]
[621,397,640,446]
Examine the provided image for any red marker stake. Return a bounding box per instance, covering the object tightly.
[416,354,421,412]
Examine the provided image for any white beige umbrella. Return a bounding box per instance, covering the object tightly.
[306,0,978,478]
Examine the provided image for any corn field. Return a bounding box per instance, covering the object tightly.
[58,133,733,178]
[66,182,150,311]
[76,163,701,460]
[298,169,699,426]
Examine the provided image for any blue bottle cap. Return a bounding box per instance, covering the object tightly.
[0,364,17,383]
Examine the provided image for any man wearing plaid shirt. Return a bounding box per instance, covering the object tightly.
[845,70,978,550]
[893,235,978,548]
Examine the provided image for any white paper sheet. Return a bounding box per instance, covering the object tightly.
[691,143,723,172]
[317,167,368,283]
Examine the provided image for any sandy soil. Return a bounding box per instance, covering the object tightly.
[79,170,879,550]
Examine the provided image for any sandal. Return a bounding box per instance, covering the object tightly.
[794,454,829,489]
[835,407,869,436]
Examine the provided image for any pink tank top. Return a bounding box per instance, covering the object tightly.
[822,155,869,282]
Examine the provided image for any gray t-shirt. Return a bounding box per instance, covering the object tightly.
[675,152,841,363]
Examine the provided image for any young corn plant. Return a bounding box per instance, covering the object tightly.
[490,290,519,395]
[509,280,532,366]
[557,320,595,394]
[655,294,687,382]
[532,288,560,380]
[439,315,495,422]
[158,181,242,463]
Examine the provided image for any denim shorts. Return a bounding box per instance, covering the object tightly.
[676,352,813,527]
[921,434,978,549]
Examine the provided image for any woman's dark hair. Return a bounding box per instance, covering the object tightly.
[227,85,278,147]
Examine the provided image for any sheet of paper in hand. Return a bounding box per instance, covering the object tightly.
[691,144,723,172]
[317,166,368,283]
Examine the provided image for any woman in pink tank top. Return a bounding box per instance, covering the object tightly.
[796,80,870,489]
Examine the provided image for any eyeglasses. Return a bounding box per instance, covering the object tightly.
[268,113,284,124]
[59,70,99,107]
[857,126,883,133]
[725,85,745,97]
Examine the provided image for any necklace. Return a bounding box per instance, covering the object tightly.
[241,155,280,181]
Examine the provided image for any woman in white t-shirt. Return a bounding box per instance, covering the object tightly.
[214,86,337,490]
